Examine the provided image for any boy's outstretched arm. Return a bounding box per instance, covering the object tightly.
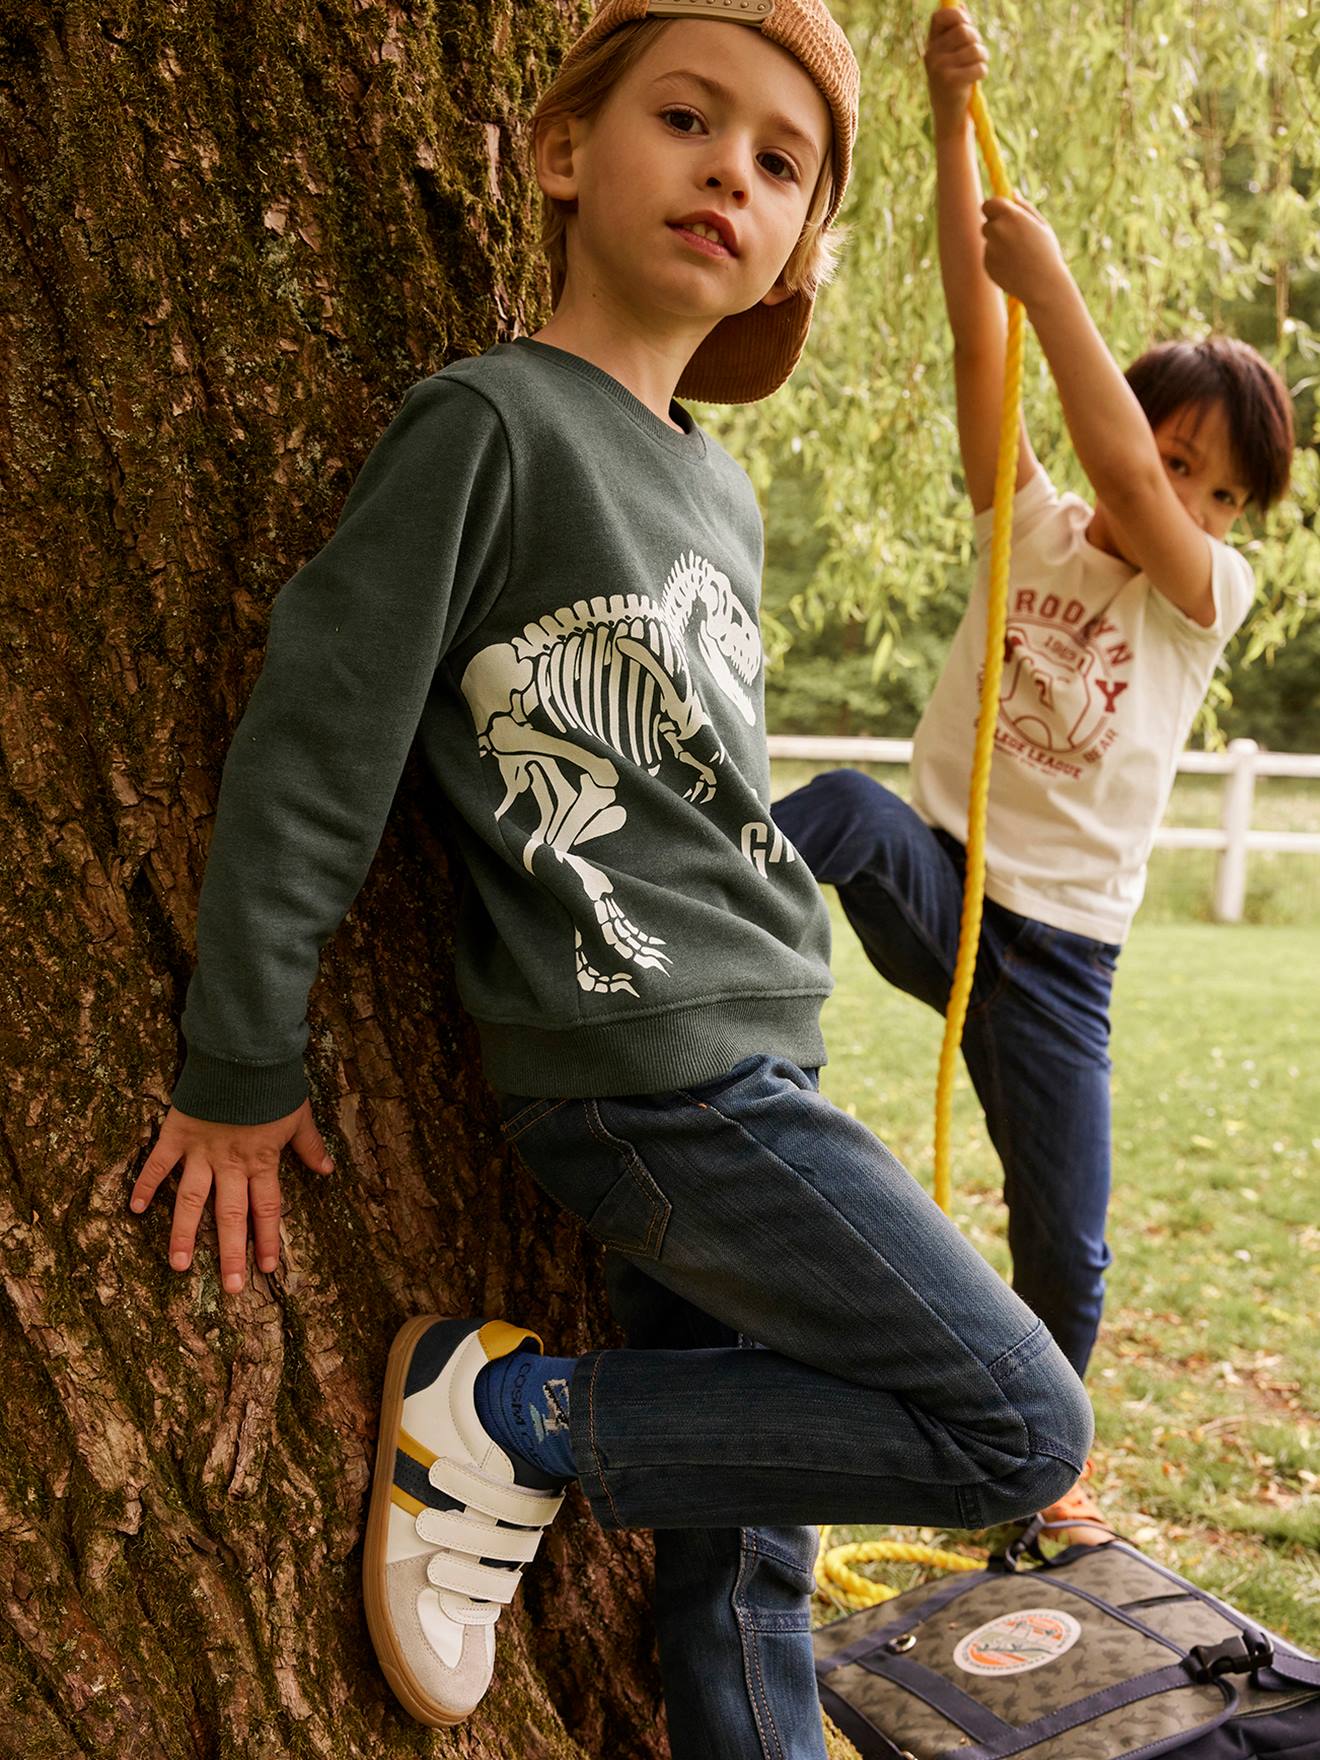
[981,197,1220,625]
[130,377,510,1292]
[925,7,1035,515]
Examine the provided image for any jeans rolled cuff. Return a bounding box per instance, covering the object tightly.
[569,1350,629,1530]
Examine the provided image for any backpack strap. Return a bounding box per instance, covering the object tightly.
[947,1667,1235,1760]
[815,1569,989,1678]
[1256,1653,1320,1692]
[1106,1546,1320,1693]
[816,1681,915,1760]
[850,1651,1010,1746]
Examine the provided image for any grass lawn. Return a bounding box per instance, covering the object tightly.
[810,901,1320,1647]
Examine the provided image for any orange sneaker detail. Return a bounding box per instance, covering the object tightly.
[1038,1461,1115,1548]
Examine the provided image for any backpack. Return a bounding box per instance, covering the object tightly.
[813,1535,1320,1760]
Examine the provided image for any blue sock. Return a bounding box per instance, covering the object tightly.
[473,1348,578,1484]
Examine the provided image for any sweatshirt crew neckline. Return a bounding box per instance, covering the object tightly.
[507,337,707,459]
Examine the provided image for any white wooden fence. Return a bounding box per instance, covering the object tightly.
[766,735,1320,924]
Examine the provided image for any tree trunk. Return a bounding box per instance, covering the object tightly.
[0,4,668,1754]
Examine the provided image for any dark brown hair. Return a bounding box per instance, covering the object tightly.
[1125,336,1294,512]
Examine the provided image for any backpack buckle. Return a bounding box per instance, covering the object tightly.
[1189,1631,1274,1681]
[998,1514,1047,1571]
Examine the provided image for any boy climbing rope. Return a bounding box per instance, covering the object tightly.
[773,6,1294,1545]
[129,2,1093,1753]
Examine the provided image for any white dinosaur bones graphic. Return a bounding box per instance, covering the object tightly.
[460,552,762,995]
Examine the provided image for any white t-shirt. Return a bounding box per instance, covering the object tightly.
[910,468,1254,945]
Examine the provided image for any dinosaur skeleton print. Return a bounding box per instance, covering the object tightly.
[460,550,762,997]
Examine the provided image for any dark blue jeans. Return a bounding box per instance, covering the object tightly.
[772,769,1120,1379]
[496,1055,1092,1760]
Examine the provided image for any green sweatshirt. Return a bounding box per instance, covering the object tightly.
[172,339,833,1125]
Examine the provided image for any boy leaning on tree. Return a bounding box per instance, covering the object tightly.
[132,3,1096,1751]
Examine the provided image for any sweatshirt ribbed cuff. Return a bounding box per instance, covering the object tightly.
[171,1047,309,1127]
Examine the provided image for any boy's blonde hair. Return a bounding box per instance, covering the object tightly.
[530,19,843,309]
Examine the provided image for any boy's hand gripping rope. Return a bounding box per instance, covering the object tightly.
[813,90,1026,1673]
[932,85,1023,1215]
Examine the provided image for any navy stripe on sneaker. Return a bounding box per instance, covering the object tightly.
[394,1447,456,1512]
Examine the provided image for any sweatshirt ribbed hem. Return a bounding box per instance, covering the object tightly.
[476,994,829,1099]
[171,1047,309,1126]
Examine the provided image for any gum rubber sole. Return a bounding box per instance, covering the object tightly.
[363,1313,472,1729]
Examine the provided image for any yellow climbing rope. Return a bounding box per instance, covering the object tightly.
[815,1524,983,1611]
[932,85,1024,1216]
[812,87,1025,1683]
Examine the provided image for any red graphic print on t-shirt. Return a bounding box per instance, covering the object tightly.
[986,588,1133,780]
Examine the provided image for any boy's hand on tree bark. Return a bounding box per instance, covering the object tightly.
[129,1100,334,1293]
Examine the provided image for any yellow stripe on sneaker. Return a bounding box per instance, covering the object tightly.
[478,1319,543,1360]
[397,1426,438,1470]
[390,1485,426,1518]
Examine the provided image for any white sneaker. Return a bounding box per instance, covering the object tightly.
[363,1316,565,1726]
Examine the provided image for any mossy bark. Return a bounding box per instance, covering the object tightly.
[0,4,669,1755]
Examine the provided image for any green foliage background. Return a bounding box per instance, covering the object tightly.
[699,0,1320,749]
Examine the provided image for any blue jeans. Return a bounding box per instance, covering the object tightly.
[496,1056,1092,1760]
[772,769,1119,1378]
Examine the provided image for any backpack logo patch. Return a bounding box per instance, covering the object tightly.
[953,1607,1082,1676]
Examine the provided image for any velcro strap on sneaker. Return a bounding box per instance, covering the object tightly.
[426,1551,522,1604]
[430,1459,564,1527]
[437,1593,502,1627]
[415,1507,543,1564]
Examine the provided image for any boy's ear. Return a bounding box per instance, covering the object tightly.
[535,114,581,206]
